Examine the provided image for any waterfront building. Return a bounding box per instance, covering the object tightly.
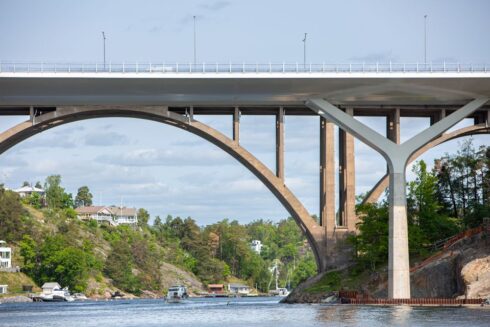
[41,282,61,294]
[207,284,224,294]
[0,240,12,269]
[75,206,138,226]
[0,285,7,294]
[250,240,262,254]
[13,185,45,198]
[227,283,251,295]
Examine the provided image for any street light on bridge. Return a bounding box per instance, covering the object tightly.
[102,31,106,70]
[302,33,307,71]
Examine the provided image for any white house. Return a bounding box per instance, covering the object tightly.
[13,185,45,198]
[41,282,61,295]
[227,283,251,295]
[75,206,138,226]
[250,240,262,254]
[0,285,8,294]
[0,240,12,269]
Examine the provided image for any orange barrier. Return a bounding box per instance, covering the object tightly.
[410,226,484,273]
[342,298,483,305]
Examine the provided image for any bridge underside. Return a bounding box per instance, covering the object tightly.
[1,72,490,299]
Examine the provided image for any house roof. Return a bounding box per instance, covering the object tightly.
[14,186,45,193]
[107,206,137,217]
[42,282,60,288]
[208,284,224,288]
[228,283,249,288]
[75,206,106,214]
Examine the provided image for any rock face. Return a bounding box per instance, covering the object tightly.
[285,231,490,303]
[281,272,335,304]
[459,256,490,299]
[411,232,490,299]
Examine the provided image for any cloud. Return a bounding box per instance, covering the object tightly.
[95,147,231,167]
[84,132,129,146]
[199,1,231,11]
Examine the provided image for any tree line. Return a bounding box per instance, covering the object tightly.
[349,141,490,272]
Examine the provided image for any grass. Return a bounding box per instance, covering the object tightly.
[0,271,41,295]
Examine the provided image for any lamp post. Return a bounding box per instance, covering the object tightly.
[193,16,197,65]
[302,33,307,70]
[424,15,428,65]
[102,31,106,70]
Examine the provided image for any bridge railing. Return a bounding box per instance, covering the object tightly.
[0,62,488,74]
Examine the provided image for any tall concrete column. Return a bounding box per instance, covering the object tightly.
[320,117,335,231]
[276,107,285,181]
[233,107,240,143]
[306,97,488,299]
[338,107,356,230]
[388,164,411,299]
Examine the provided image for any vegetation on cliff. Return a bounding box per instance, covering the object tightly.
[0,176,315,296]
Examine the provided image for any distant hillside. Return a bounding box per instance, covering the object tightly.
[0,185,315,297]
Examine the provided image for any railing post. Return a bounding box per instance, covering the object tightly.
[122,62,125,73]
[229,62,231,73]
[389,61,392,72]
[322,62,324,72]
[216,62,218,73]
[242,62,245,73]
[349,63,352,72]
[203,62,205,73]
[283,62,285,73]
[416,62,419,72]
[309,63,311,72]
[443,61,446,72]
[296,62,298,72]
[269,62,271,73]
[376,62,379,72]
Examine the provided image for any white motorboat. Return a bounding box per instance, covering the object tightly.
[39,287,74,302]
[166,285,188,303]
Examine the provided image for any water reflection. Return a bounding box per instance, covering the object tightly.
[1,298,489,327]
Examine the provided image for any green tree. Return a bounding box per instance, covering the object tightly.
[45,175,72,209]
[408,160,459,243]
[104,240,141,294]
[74,186,93,208]
[0,187,29,242]
[137,208,150,227]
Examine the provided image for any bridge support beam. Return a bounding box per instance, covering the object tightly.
[320,117,336,262]
[338,108,356,230]
[387,108,400,144]
[306,97,488,299]
[233,107,240,143]
[276,107,285,181]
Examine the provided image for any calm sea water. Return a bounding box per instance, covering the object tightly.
[1,297,489,327]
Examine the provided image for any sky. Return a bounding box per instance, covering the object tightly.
[0,0,489,225]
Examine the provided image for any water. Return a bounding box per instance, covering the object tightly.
[1,297,489,327]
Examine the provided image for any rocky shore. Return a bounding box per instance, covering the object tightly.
[283,231,490,304]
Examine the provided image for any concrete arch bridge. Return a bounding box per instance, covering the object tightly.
[1,65,489,298]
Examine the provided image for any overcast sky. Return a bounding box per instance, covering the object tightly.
[0,0,489,224]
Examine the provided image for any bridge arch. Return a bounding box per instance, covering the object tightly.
[0,105,327,270]
[362,123,490,204]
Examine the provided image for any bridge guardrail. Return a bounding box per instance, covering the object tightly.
[0,62,488,74]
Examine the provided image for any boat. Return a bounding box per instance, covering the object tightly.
[38,287,74,302]
[166,285,188,303]
[72,293,88,301]
[269,287,290,297]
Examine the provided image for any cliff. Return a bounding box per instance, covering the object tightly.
[284,230,490,303]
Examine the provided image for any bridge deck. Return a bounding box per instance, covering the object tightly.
[1,70,490,108]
